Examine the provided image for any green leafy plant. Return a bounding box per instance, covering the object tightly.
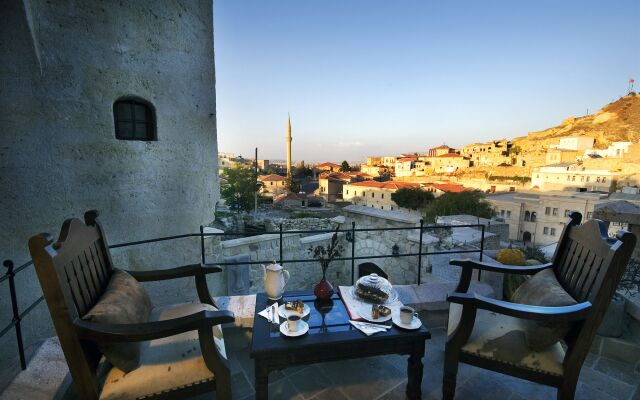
[619,258,640,297]
[220,166,259,212]
[423,191,495,223]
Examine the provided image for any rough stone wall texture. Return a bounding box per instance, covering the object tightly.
[0,0,219,367]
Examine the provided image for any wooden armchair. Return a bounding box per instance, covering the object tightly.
[443,212,636,400]
[28,210,234,400]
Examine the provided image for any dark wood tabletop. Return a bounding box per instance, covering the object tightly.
[250,290,430,400]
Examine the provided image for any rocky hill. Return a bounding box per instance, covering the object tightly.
[513,92,640,156]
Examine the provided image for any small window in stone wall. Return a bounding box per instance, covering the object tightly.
[113,98,156,140]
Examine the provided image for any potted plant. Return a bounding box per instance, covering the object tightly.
[308,228,344,300]
[598,258,640,337]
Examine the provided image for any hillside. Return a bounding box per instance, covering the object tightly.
[513,93,640,161]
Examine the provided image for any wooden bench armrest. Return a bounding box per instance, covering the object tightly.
[124,263,222,282]
[450,258,553,274]
[74,310,235,342]
[447,292,591,322]
[450,259,552,293]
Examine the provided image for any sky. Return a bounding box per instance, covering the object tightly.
[214,0,640,163]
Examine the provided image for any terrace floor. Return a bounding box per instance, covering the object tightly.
[5,325,636,400]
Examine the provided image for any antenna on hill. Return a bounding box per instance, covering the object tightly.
[630,78,636,94]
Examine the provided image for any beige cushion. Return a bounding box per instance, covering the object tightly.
[99,302,227,400]
[448,303,565,377]
[83,269,153,372]
[512,269,577,350]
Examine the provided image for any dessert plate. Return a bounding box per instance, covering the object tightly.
[277,303,311,319]
[280,320,309,337]
[357,303,392,323]
[391,313,422,330]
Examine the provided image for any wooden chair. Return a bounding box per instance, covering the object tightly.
[443,212,636,400]
[28,210,234,400]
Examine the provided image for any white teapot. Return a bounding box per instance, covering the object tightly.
[261,262,290,300]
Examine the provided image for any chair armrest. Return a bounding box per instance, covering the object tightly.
[450,258,553,274]
[447,292,591,322]
[124,263,223,282]
[74,310,235,342]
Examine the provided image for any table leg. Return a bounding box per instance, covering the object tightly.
[406,343,425,400]
[255,362,269,400]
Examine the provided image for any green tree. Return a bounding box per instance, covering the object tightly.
[340,160,351,172]
[423,191,495,223]
[285,175,300,193]
[374,169,392,182]
[294,161,313,178]
[220,165,258,212]
[391,188,434,210]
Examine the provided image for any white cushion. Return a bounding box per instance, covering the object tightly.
[100,302,226,400]
[448,303,565,377]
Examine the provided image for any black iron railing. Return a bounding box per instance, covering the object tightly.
[1,221,485,371]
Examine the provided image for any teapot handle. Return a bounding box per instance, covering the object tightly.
[283,269,290,284]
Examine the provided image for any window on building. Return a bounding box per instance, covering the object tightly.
[552,208,558,216]
[391,207,394,210]
[506,210,511,218]
[550,228,556,236]
[531,212,537,222]
[596,177,601,183]
[524,211,530,221]
[580,176,584,182]
[500,210,505,217]
[371,193,375,198]
[572,176,576,181]
[113,98,156,140]
[545,207,551,215]
[346,190,349,195]
[543,227,549,235]
[381,193,384,199]
[270,182,274,186]
[586,176,590,182]
[602,177,606,183]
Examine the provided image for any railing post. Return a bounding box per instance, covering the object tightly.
[351,221,356,285]
[4,260,26,370]
[479,225,485,281]
[417,219,424,285]
[200,225,205,265]
[279,224,284,265]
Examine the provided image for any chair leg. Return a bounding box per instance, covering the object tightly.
[443,349,459,400]
[557,378,578,400]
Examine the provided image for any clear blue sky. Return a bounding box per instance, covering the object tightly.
[214,0,639,163]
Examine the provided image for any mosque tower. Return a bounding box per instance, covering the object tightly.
[286,113,292,176]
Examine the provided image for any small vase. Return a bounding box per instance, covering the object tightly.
[314,276,334,300]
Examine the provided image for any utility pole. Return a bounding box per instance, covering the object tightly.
[254,147,258,215]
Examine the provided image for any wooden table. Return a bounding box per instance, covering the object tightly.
[250,290,431,400]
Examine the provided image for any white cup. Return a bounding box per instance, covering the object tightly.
[287,315,301,332]
[400,306,417,324]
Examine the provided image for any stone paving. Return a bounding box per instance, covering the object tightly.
[207,326,640,400]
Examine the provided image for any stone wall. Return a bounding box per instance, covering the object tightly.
[0,0,219,366]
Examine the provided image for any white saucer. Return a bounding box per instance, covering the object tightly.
[357,304,392,323]
[392,313,422,330]
[280,320,309,337]
[278,303,311,319]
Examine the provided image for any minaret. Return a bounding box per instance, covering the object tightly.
[286,113,292,177]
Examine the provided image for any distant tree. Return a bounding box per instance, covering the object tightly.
[340,160,351,172]
[508,146,521,156]
[294,161,313,178]
[285,175,300,193]
[391,188,434,210]
[220,165,259,212]
[423,191,495,223]
[374,169,392,182]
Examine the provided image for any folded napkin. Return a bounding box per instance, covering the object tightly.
[350,321,390,336]
[257,304,280,324]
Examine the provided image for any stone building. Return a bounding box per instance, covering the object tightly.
[531,163,617,192]
[258,174,287,197]
[1,0,220,362]
[427,145,454,157]
[315,162,342,173]
[427,153,471,173]
[487,191,609,245]
[545,148,581,165]
[342,181,422,211]
[460,140,512,167]
[551,136,595,151]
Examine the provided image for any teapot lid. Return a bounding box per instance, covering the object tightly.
[265,261,283,271]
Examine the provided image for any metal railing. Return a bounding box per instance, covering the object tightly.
[1,220,485,371]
